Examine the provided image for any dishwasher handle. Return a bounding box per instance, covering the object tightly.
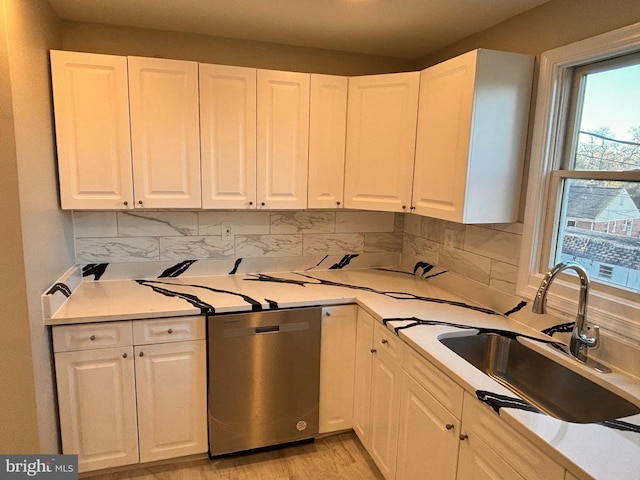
[255,325,280,334]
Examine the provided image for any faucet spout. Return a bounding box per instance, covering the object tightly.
[532,261,599,362]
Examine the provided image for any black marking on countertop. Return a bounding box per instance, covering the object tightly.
[82,263,108,280]
[477,390,640,434]
[246,272,500,316]
[136,280,214,314]
[265,298,279,309]
[46,283,71,297]
[159,260,197,278]
[306,255,329,270]
[229,258,242,275]
[503,300,527,317]
[476,390,541,415]
[329,254,359,269]
[385,318,564,348]
[245,273,309,287]
[135,279,263,313]
[542,322,575,337]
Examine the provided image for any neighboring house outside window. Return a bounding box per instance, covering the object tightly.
[518,23,640,341]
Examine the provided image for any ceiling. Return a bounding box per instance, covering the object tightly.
[47,0,550,60]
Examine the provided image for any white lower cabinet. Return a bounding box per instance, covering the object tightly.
[352,314,567,480]
[54,345,139,472]
[353,308,403,480]
[459,392,564,480]
[319,305,357,433]
[53,317,207,473]
[396,374,460,480]
[134,340,207,463]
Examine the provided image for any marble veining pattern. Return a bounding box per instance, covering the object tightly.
[118,211,198,237]
[364,232,402,253]
[303,233,364,256]
[73,211,117,238]
[159,236,234,260]
[76,237,159,262]
[235,234,303,258]
[270,211,335,234]
[335,211,395,233]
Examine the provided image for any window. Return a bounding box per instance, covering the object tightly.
[519,23,640,341]
[552,54,640,292]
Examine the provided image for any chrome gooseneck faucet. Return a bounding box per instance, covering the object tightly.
[532,261,600,363]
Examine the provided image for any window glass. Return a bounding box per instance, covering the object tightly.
[552,57,640,292]
[571,62,640,172]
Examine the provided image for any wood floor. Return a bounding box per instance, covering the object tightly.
[84,432,385,480]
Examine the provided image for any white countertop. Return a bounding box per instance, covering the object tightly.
[45,268,640,480]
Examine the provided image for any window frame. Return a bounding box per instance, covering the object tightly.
[518,23,640,343]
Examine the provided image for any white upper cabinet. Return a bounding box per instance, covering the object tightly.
[412,49,533,223]
[128,56,201,209]
[257,69,310,210]
[200,64,257,209]
[344,72,420,213]
[308,74,348,209]
[50,50,134,210]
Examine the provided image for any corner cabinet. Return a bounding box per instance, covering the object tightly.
[52,317,207,473]
[411,49,533,223]
[344,72,419,213]
[257,69,310,210]
[50,50,134,210]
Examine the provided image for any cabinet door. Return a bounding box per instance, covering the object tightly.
[456,433,525,480]
[200,64,257,209]
[413,49,532,223]
[396,373,460,480]
[319,305,357,434]
[369,349,402,480]
[308,74,348,209]
[128,57,201,208]
[55,347,138,472]
[344,72,419,212]
[134,340,208,463]
[412,52,475,220]
[50,50,133,210]
[352,307,375,447]
[257,70,310,209]
[461,392,564,480]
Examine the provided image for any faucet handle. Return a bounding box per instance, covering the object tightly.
[580,325,600,349]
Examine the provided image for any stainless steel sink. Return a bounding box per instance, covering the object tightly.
[439,333,640,423]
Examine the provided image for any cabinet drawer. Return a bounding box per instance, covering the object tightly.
[462,392,564,480]
[373,321,403,364]
[52,321,132,352]
[133,316,205,345]
[403,346,464,419]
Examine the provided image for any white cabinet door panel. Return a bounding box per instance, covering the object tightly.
[55,347,138,472]
[319,305,357,433]
[344,72,419,212]
[50,50,133,210]
[128,57,201,208]
[352,307,375,447]
[308,74,348,209]
[134,340,208,463]
[257,70,310,209]
[200,64,257,209]
[396,373,460,480]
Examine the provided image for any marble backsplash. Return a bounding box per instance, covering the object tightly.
[72,210,404,278]
[400,214,524,295]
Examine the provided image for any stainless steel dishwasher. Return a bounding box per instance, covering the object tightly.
[208,307,322,456]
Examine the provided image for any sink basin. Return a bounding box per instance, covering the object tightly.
[439,333,640,423]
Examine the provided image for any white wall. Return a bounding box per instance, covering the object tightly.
[5,0,72,453]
